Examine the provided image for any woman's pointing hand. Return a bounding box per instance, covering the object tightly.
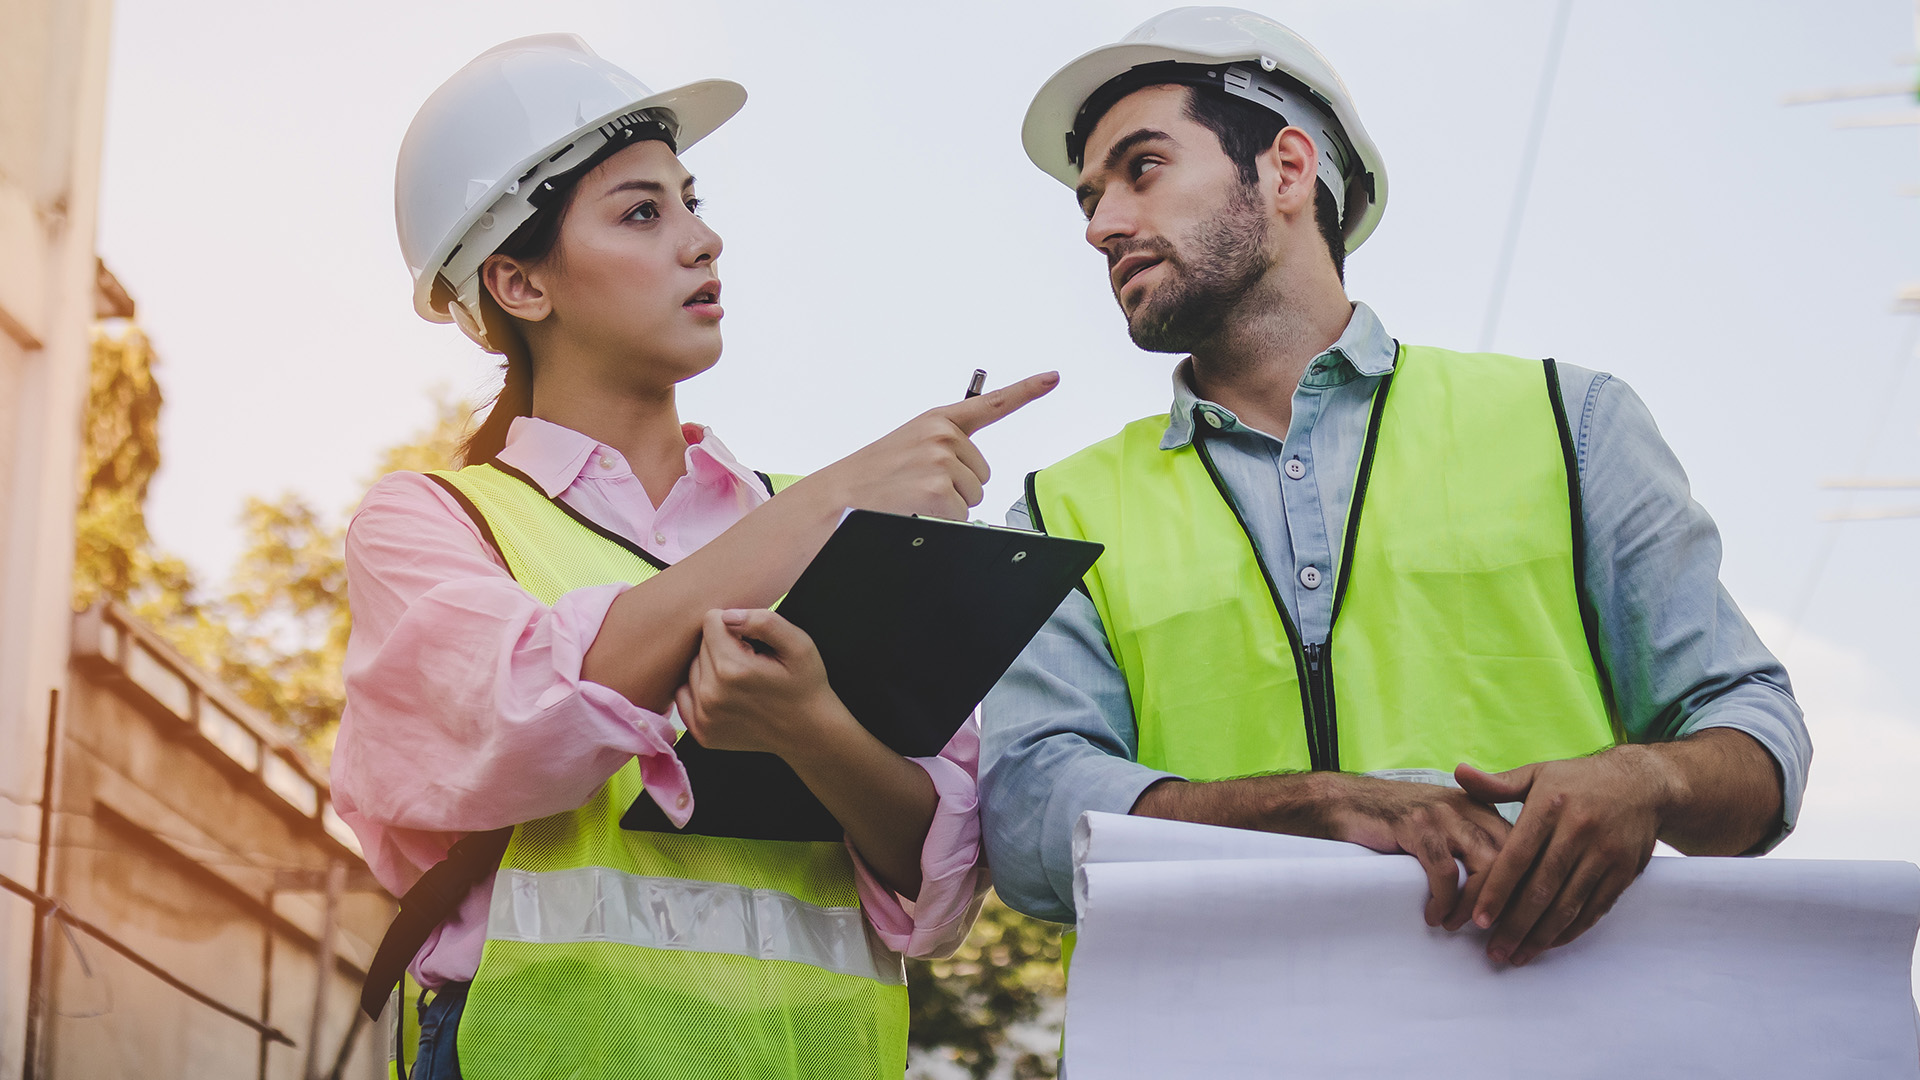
[817,371,1059,521]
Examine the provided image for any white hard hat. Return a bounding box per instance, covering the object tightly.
[396,34,745,350]
[1022,7,1387,252]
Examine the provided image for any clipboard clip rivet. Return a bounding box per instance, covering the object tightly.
[911,537,925,547]
[1012,551,1027,562]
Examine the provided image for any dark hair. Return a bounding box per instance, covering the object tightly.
[1179,86,1346,282]
[458,201,567,466]
[457,125,677,465]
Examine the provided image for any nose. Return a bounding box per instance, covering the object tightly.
[685,214,723,267]
[1084,189,1136,260]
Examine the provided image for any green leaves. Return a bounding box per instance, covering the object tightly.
[907,894,1065,1079]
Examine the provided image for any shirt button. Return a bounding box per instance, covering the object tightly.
[1284,458,1307,480]
[1299,565,1322,589]
[653,531,667,545]
[1202,409,1224,429]
[597,456,614,470]
[675,794,690,810]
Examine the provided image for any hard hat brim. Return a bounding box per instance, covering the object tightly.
[411,78,747,325]
[1022,41,1387,252]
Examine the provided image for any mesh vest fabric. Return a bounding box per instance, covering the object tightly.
[425,463,909,1079]
[1028,346,1616,785]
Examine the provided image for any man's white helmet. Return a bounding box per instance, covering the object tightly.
[1023,7,1388,252]
[396,34,745,350]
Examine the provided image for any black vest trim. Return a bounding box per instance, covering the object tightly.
[1330,366,1397,621]
[1541,360,1621,740]
[1025,470,1090,599]
[484,458,671,572]
[426,473,505,567]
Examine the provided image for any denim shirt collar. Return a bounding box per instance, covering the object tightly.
[1161,301,1398,450]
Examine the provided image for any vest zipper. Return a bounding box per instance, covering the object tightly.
[1189,362,1397,776]
[1301,641,1336,773]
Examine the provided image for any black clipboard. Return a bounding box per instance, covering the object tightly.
[621,510,1103,841]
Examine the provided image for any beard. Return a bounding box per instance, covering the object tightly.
[1120,183,1272,355]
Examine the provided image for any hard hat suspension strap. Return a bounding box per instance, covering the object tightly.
[433,108,681,343]
[1067,60,1361,223]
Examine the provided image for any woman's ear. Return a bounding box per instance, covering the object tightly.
[482,253,552,323]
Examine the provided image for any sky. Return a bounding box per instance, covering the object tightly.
[98,0,1918,972]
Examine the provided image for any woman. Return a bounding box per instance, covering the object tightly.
[331,35,1050,1079]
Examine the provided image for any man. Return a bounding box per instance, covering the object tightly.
[981,6,1810,969]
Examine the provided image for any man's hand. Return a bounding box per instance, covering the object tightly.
[1458,728,1783,967]
[1320,776,1516,930]
[1455,750,1670,966]
[1134,772,1512,929]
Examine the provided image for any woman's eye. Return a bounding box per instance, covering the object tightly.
[627,201,659,221]
[685,197,703,215]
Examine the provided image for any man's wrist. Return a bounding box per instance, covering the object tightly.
[1604,743,1687,830]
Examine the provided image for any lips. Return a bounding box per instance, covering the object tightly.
[1112,254,1163,294]
[683,280,721,307]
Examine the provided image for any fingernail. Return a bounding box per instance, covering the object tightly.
[721,609,748,625]
[1042,371,1060,385]
[1475,913,1491,929]
[1488,947,1508,964]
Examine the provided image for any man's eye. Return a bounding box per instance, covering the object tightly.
[627,201,659,221]
[1131,158,1161,180]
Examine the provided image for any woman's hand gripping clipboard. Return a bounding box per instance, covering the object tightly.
[621,510,1102,841]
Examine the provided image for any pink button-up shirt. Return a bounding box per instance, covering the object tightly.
[331,417,988,987]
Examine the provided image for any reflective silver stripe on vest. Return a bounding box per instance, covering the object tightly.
[487,866,906,986]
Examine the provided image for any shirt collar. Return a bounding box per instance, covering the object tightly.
[496,415,765,498]
[1160,301,1398,450]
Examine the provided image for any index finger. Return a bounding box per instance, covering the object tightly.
[1473,798,1556,930]
[937,371,1060,436]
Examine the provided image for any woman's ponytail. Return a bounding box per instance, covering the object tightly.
[459,290,536,466]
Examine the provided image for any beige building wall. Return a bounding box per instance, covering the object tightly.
[42,606,389,1079]
[0,0,119,1076]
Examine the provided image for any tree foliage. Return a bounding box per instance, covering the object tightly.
[72,322,182,611]
[908,894,1065,1079]
[72,331,472,756]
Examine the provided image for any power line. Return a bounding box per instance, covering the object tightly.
[1784,315,1920,647]
[1479,0,1575,352]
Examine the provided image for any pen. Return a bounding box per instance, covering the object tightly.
[964,369,986,399]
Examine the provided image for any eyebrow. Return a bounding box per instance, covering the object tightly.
[601,174,697,199]
[1074,129,1174,208]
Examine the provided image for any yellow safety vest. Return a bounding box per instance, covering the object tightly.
[1029,347,1620,966]
[425,461,909,1079]
[1030,345,1617,780]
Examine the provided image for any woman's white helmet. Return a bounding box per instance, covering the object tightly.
[1022,7,1388,252]
[396,35,745,350]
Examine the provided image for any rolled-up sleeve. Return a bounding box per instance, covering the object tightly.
[1572,369,1811,851]
[850,719,991,958]
[330,471,692,897]
[978,501,1179,925]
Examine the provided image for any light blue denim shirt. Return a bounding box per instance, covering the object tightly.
[980,302,1811,925]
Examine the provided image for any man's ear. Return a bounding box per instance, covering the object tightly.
[1261,126,1322,218]
[482,253,552,323]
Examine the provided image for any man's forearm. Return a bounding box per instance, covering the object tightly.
[1133,770,1515,927]
[1641,726,1783,855]
[1131,772,1334,836]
